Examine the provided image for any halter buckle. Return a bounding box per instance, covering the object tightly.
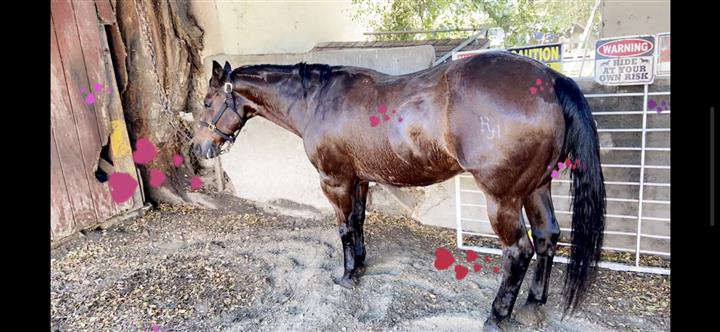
[224,82,233,93]
[207,123,216,131]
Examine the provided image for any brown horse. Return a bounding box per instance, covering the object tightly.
[192,52,606,331]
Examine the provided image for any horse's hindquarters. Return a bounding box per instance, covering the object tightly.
[446,54,566,197]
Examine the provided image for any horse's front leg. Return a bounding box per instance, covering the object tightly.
[320,176,361,288]
[351,181,370,270]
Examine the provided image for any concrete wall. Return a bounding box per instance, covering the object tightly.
[190,0,366,58]
[601,0,670,38]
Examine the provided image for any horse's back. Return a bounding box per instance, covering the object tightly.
[304,53,565,193]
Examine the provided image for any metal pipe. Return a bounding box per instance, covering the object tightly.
[364,27,490,36]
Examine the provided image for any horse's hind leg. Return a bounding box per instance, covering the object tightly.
[515,183,560,326]
[482,194,535,332]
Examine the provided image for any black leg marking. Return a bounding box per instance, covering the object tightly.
[338,223,356,287]
[350,182,369,269]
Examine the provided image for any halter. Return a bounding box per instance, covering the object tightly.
[199,82,243,155]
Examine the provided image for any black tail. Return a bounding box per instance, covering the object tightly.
[553,74,607,316]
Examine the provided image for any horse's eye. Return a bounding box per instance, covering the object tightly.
[204,101,212,108]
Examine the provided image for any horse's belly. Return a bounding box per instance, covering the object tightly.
[378,162,462,187]
[357,141,462,187]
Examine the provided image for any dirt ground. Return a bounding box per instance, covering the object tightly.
[51,194,670,332]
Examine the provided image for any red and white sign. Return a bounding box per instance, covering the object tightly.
[451,49,502,60]
[597,39,654,57]
[595,35,655,86]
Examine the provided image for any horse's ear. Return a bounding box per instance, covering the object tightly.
[211,60,224,86]
[223,61,232,78]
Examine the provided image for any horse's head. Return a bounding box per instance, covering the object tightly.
[192,60,259,159]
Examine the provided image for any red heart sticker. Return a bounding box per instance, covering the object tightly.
[466,250,478,262]
[434,248,455,270]
[455,265,469,280]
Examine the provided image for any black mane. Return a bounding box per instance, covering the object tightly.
[231,62,340,98]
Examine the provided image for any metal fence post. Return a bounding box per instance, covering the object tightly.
[635,84,650,267]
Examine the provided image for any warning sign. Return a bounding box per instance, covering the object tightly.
[507,43,563,72]
[452,43,562,71]
[595,35,655,86]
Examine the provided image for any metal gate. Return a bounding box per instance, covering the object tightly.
[455,83,670,275]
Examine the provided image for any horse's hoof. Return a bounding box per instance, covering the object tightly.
[515,303,543,326]
[353,265,367,277]
[338,276,354,289]
[483,317,505,332]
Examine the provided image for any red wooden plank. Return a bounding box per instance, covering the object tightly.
[73,0,110,142]
[51,126,76,240]
[51,18,99,227]
[72,0,118,219]
[94,0,115,24]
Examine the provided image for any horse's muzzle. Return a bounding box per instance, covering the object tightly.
[193,141,218,159]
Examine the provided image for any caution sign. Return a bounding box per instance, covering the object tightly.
[507,43,563,72]
[595,35,655,86]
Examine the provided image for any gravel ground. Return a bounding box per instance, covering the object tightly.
[51,194,669,332]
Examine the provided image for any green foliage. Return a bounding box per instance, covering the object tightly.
[351,0,601,47]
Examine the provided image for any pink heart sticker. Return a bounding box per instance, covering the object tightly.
[132,138,158,164]
[369,116,380,127]
[107,172,138,203]
[149,169,166,188]
[172,154,184,167]
[377,104,387,114]
[191,176,203,189]
[84,93,95,105]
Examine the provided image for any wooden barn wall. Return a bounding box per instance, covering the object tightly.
[50,0,142,241]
